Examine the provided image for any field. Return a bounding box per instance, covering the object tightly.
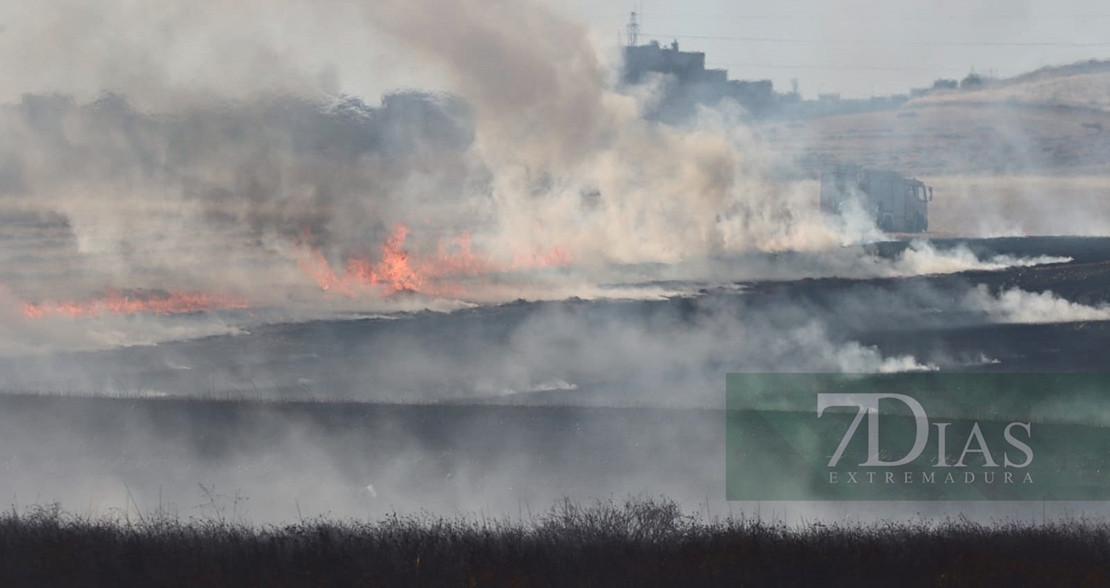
[4,231,1110,584]
[3,237,1110,522]
[5,24,1110,584]
[3,497,1110,587]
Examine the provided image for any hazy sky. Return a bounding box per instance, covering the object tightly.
[2,1,1107,105]
[576,0,1110,98]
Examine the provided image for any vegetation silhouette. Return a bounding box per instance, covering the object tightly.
[2,496,1108,587]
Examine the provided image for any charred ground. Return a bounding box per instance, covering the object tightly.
[3,235,1110,585]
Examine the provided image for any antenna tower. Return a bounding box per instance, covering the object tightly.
[626,11,639,47]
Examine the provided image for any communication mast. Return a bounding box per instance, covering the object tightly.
[626,11,640,47]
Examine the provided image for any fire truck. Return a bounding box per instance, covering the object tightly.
[819,164,933,233]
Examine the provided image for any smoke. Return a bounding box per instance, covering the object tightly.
[0,0,886,321]
[887,240,1071,276]
[364,0,612,172]
[0,0,1083,336]
[473,300,938,406]
[927,176,1110,237]
[964,285,1110,324]
[0,0,1107,532]
[358,0,850,264]
[0,0,421,108]
[0,290,944,405]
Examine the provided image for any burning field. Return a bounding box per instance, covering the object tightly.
[2,0,1110,585]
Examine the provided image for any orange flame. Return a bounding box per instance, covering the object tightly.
[299,223,573,298]
[377,224,424,292]
[417,231,512,280]
[299,224,429,295]
[23,290,249,319]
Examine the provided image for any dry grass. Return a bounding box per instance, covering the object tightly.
[909,61,1110,114]
[2,496,1109,587]
[764,104,1110,176]
[760,60,1110,182]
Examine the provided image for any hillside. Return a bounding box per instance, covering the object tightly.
[910,60,1110,113]
[756,60,1110,235]
[762,59,1110,177]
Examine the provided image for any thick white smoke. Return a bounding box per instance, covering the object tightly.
[0,0,862,298]
[887,240,1071,277]
[964,285,1110,324]
[360,0,851,265]
[0,0,1085,339]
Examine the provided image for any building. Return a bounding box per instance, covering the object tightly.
[619,26,777,120]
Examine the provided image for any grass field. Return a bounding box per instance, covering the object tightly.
[2,496,1108,587]
[7,60,1110,585]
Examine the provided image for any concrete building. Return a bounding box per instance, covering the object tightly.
[619,25,778,121]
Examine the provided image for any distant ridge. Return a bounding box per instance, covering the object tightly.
[1005,59,1110,86]
[908,59,1110,113]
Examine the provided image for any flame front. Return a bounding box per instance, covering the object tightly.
[23,290,249,319]
[299,223,572,298]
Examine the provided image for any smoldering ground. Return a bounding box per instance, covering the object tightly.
[3,238,1104,402]
[3,240,1110,526]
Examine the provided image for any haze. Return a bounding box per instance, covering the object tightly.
[577,0,1110,98]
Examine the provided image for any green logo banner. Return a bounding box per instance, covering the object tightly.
[726,373,1110,501]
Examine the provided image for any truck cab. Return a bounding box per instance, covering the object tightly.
[820,165,933,233]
